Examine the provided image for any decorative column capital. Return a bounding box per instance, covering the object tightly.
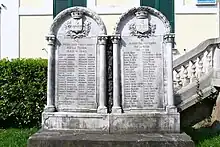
[98,36,108,45]
[163,34,175,43]
[111,35,121,44]
[46,35,56,46]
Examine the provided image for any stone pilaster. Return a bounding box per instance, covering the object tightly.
[97,36,108,114]
[163,34,176,111]
[111,35,122,113]
[44,35,56,112]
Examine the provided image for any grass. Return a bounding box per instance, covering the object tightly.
[0,128,38,147]
[184,124,220,147]
[197,136,220,147]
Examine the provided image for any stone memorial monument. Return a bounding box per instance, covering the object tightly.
[109,6,179,133]
[28,6,194,147]
[41,7,109,132]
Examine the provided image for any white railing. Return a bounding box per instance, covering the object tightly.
[173,38,220,92]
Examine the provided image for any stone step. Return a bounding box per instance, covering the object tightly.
[28,130,195,147]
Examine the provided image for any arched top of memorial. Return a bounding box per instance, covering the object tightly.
[49,6,107,36]
[113,6,171,36]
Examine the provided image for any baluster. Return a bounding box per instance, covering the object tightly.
[203,51,208,74]
[190,60,196,83]
[197,56,204,78]
[175,69,182,89]
[206,50,212,73]
[182,65,190,87]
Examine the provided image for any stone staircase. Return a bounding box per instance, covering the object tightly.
[173,38,220,127]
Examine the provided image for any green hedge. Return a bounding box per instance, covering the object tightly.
[0,58,47,128]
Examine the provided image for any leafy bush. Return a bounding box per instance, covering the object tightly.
[0,58,47,128]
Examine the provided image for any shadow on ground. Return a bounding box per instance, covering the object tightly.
[183,120,220,144]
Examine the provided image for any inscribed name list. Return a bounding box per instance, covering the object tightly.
[56,37,97,111]
[121,36,164,109]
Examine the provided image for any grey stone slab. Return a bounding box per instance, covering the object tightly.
[42,112,109,133]
[28,131,195,147]
[55,37,99,112]
[120,36,165,111]
[109,112,180,133]
[42,112,180,133]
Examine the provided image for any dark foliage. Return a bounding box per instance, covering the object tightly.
[0,58,47,128]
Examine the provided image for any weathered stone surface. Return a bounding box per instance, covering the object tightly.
[54,10,104,112]
[109,6,180,134]
[114,7,171,35]
[121,36,164,111]
[35,6,195,146]
[114,7,172,113]
[28,130,195,147]
[41,112,180,133]
[55,37,98,112]
[44,6,107,114]
[42,112,109,133]
[109,112,180,133]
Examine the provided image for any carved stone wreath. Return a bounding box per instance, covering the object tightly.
[113,6,170,35]
[129,22,156,38]
[65,20,91,40]
[49,7,107,36]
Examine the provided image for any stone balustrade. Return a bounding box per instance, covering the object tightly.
[173,38,220,92]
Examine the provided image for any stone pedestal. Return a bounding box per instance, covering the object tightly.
[109,112,180,133]
[28,131,195,147]
[41,112,180,133]
[42,112,109,132]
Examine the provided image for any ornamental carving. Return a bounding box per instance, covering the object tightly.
[129,10,156,38]
[113,6,171,35]
[64,11,91,39]
[49,7,107,36]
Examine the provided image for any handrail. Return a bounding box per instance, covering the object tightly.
[173,37,220,68]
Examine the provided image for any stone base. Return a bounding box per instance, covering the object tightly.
[111,106,122,113]
[28,130,195,147]
[97,106,108,114]
[44,105,55,112]
[109,112,180,133]
[42,112,109,133]
[42,111,179,133]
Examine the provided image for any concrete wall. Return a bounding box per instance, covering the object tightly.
[18,0,53,58]
[88,0,140,35]
[175,14,219,54]
[19,16,52,58]
[175,0,219,54]
[0,0,19,58]
[1,0,219,58]
[184,0,195,5]
[99,15,120,35]
[96,0,137,6]
[20,0,45,8]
